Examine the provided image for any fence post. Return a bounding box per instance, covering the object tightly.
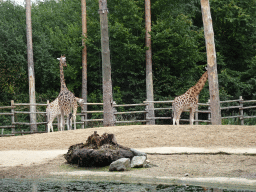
[239,96,244,125]
[195,106,199,125]
[45,100,49,132]
[112,101,117,126]
[145,100,149,123]
[207,99,211,124]
[11,100,15,133]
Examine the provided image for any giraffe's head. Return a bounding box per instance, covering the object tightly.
[57,55,67,67]
[76,97,84,106]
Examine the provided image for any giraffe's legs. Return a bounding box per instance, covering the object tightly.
[66,114,70,130]
[47,122,52,133]
[173,108,182,126]
[172,105,177,125]
[47,115,54,133]
[57,115,60,131]
[68,113,72,130]
[73,114,76,130]
[60,111,65,131]
[73,104,77,130]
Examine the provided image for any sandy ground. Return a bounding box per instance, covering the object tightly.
[1,125,256,180]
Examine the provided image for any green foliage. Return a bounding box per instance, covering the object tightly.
[151,13,207,101]
[210,0,256,100]
[0,1,27,104]
[108,0,146,103]
[0,0,256,126]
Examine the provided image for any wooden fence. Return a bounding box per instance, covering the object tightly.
[0,96,255,136]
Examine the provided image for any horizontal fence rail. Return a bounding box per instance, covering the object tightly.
[0,96,256,136]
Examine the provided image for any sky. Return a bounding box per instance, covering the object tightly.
[5,0,43,6]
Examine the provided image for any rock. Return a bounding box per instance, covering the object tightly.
[130,148,147,157]
[109,158,131,171]
[131,156,147,168]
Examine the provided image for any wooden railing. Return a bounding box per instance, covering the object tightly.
[0,96,255,136]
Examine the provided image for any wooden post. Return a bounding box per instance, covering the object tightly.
[145,0,155,125]
[112,101,117,126]
[201,0,221,125]
[45,100,49,132]
[98,0,114,126]
[26,0,37,132]
[81,0,87,129]
[11,100,15,133]
[239,96,244,125]
[145,100,149,122]
[207,99,211,124]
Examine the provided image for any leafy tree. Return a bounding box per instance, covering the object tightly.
[1,0,256,110]
[0,1,28,104]
[151,0,207,102]
[108,0,145,104]
[210,0,256,100]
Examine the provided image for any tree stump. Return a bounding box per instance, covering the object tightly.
[64,131,134,167]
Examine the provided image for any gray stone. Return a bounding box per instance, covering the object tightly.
[130,148,147,157]
[131,156,147,168]
[109,158,131,172]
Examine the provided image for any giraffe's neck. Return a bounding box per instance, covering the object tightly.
[186,71,208,97]
[60,64,67,91]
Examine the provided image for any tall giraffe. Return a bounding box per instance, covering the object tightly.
[57,55,78,130]
[172,69,208,126]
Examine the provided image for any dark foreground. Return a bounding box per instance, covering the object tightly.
[0,179,255,192]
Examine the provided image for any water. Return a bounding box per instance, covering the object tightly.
[0,179,255,192]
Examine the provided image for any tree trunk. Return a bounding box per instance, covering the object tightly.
[145,0,155,125]
[26,0,37,132]
[99,0,114,126]
[81,0,87,129]
[201,0,221,125]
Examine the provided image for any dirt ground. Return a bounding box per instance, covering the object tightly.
[1,124,256,180]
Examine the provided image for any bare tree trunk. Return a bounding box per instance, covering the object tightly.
[201,0,221,125]
[145,0,155,125]
[99,0,114,127]
[26,0,37,131]
[81,0,87,129]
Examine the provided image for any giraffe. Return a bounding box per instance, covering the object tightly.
[46,97,84,132]
[172,69,208,126]
[57,55,79,131]
[70,97,84,130]
[46,98,61,132]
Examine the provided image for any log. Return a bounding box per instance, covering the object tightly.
[64,131,134,167]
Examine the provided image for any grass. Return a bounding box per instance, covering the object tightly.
[59,163,147,173]
[59,164,110,172]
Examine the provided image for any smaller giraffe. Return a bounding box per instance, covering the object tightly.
[46,97,84,132]
[71,97,84,130]
[46,98,61,132]
[172,69,208,126]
